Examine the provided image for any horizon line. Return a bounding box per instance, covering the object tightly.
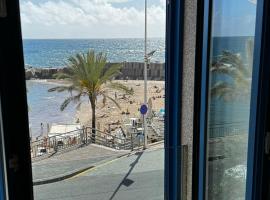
[22,37,166,40]
[22,35,255,40]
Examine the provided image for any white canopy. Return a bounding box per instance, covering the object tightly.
[48,123,82,138]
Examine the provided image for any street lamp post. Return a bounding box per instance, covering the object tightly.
[143,0,148,149]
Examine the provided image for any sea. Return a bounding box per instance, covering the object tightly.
[23,38,165,67]
[25,38,165,137]
[24,37,252,137]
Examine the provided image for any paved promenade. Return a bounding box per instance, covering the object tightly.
[32,144,128,181]
[33,145,164,200]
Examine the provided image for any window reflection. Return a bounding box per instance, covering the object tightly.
[207,0,257,199]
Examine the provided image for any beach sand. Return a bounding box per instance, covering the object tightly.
[76,80,165,133]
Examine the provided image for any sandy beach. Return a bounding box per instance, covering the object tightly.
[76,80,165,133]
[27,79,164,138]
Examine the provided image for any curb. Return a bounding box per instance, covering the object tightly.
[33,153,130,186]
[32,144,87,163]
[33,165,95,186]
[148,140,164,147]
[132,140,164,151]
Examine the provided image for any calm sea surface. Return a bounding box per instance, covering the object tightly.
[24,37,252,137]
[23,38,165,67]
[27,80,79,137]
[24,38,165,137]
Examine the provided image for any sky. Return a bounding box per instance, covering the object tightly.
[212,0,257,37]
[19,0,257,39]
[19,0,166,39]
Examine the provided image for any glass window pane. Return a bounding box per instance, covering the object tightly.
[19,0,166,199]
[206,0,257,199]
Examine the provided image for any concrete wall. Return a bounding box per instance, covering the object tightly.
[25,62,165,81]
[181,0,197,199]
[115,62,165,80]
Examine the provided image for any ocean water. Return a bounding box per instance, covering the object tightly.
[23,38,165,67]
[23,37,252,137]
[212,36,253,59]
[27,80,79,137]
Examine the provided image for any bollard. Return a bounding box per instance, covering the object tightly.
[131,132,133,151]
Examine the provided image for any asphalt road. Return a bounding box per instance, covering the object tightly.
[34,148,164,200]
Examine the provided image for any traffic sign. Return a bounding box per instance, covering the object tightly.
[140,104,148,115]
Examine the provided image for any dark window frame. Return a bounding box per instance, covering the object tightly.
[246,1,270,199]
[165,0,185,199]
[0,0,187,199]
[0,0,34,199]
[193,0,270,199]
[192,0,205,199]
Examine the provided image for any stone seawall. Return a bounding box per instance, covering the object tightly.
[25,62,165,81]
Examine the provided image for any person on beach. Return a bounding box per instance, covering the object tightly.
[40,123,44,137]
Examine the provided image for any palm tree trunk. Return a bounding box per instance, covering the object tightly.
[89,96,96,143]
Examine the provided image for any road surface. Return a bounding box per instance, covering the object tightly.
[34,148,164,200]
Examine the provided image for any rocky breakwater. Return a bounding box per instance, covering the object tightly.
[25,62,165,80]
[25,67,66,80]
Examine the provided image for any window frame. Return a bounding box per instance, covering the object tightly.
[165,0,185,199]
[192,0,205,199]
[3,0,269,199]
[0,105,8,200]
[193,0,269,199]
[0,0,34,199]
[246,1,270,199]
[0,0,188,200]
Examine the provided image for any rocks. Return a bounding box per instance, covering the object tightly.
[25,62,165,80]
[25,68,35,80]
[25,67,65,80]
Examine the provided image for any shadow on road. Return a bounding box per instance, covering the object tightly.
[109,151,144,200]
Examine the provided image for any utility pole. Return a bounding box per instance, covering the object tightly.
[143,0,148,149]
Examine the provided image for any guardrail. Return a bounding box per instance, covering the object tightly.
[30,122,247,159]
[31,128,86,158]
[209,122,248,138]
[30,126,147,159]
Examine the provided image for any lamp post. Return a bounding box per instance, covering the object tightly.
[143,0,148,149]
[143,0,157,149]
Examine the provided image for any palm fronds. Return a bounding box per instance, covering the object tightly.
[60,93,82,111]
[210,40,254,101]
[48,85,76,93]
[48,50,133,138]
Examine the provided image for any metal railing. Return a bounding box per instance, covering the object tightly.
[84,127,130,150]
[30,122,246,159]
[31,128,86,158]
[30,126,146,159]
[209,122,248,138]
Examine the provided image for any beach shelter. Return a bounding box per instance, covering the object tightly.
[48,123,82,139]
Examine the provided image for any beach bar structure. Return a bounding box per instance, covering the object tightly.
[31,123,84,158]
[48,123,83,138]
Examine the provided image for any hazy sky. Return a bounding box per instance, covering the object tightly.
[20,0,166,39]
[19,0,257,39]
[212,0,257,36]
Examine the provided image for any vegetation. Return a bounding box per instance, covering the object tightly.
[210,39,254,101]
[48,50,134,142]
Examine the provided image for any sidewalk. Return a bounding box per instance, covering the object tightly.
[32,144,129,185]
[34,145,165,200]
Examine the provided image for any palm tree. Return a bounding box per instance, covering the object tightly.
[48,50,133,142]
[210,39,254,101]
